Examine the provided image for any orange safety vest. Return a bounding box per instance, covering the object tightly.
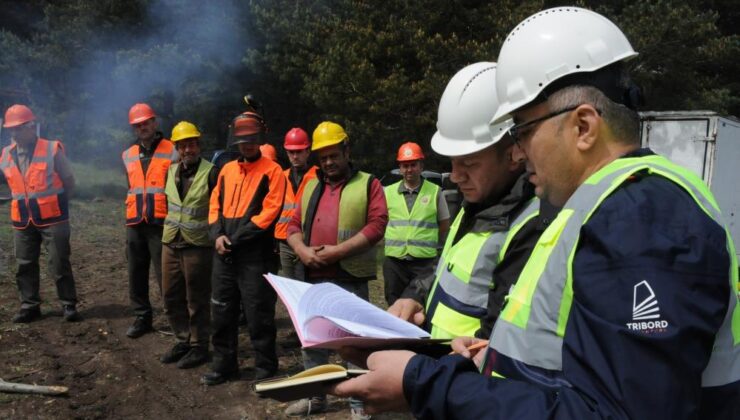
[122,139,177,226]
[0,138,69,229]
[275,166,318,240]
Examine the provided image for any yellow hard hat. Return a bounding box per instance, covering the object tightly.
[312,121,347,151]
[171,121,201,142]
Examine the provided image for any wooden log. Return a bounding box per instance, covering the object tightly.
[0,379,68,396]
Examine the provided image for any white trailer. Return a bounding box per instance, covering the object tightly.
[640,110,740,257]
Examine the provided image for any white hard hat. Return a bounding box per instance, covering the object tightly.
[431,62,513,157]
[490,7,638,125]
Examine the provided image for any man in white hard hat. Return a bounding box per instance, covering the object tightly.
[330,7,739,419]
[386,62,546,344]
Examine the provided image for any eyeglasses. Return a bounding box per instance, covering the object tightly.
[508,105,600,146]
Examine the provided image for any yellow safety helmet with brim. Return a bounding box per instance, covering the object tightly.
[171,121,201,142]
[312,121,348,151]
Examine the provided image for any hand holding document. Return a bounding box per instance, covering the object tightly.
[254,364,368,401]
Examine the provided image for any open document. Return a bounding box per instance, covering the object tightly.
[265,273,446,351]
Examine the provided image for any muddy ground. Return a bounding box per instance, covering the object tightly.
[0,198,412,419]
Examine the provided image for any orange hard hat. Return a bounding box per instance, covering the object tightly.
[284,127,310,150]
[397,142,425,162]
[3,104,36,128]
[232,111,266,141]
[128,103,156,125]
[260,144,278,161]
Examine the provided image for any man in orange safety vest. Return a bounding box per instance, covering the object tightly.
[122,103,178,338]
[0,104,80,323]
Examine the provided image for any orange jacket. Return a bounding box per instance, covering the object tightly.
[274,165,318,240]
[122,139,177,226]
[209,156,286,249]
[0,138,69,229]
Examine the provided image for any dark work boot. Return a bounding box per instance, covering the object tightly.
[12,307,41,323]
[160,342,191,364]
[176,346,208,369]
[200,370,238,386]
[126,316,153,338]
[63,305,82,322]
[254,367,277,381]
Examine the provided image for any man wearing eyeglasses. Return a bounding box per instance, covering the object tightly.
[0,104,79,323]
[329,7,739,419]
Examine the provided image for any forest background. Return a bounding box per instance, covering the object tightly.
[0,0,738,176]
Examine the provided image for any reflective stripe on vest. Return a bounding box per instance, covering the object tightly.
[384,180,440,259]
[162,159,214,247]
[275,166,318,240]
[0,138,68,229]
[301,171,376,279]
[488,154,740,387]
[122,139,177,226]
[426,198,540,339]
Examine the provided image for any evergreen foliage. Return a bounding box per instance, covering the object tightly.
[0,0,737,175]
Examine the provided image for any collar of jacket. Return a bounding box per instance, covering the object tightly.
[133,131,163,151]
[14,137,38,154]
[398,179,423,194]
[523,147,650,230]
[537,199,560,230]
[462,172,535,233]
[177,157,202,179]
[236,151,263,171]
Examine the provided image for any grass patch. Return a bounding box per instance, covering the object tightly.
[68,199,122,241]
[0,198,123,286]
[69,161,127,200]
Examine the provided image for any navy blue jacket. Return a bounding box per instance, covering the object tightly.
[402,151,739,419]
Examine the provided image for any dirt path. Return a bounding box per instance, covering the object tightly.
[0,199,411,419]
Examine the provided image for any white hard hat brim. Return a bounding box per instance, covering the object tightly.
[431,118,513,157]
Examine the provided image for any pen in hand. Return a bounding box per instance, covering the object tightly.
[449,340,489,357]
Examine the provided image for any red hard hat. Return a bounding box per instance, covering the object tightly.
[3,104,36,128]
[284,127,310,150]
[128,103,156,125]
[260,144,278,161]
[397,142,425,162]
[233,111,266,139]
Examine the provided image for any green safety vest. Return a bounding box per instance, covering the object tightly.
[425,198,540,339]
[162,159,214,247]
[301,171,377,279]
[489,154,740,387]
[384,180,441,259]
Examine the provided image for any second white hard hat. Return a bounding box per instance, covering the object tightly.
[432,62,513,157]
